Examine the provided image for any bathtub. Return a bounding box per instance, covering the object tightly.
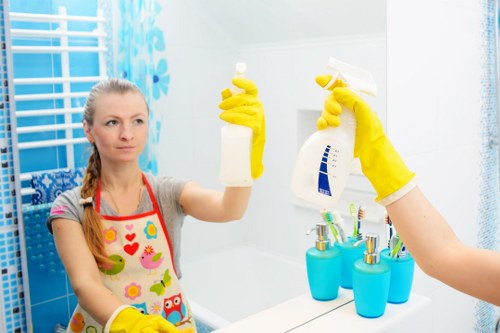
[181,245,309,330]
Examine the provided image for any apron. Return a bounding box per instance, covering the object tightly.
[66,174,196,333]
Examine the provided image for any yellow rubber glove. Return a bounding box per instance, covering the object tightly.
[219,77,266,179]
[316,78,416,205]
[107,307,180,333]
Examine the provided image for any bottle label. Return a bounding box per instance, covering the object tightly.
[317,144,338,197]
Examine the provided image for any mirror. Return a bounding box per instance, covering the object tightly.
[4,0,386,331]
[157,0,387,328]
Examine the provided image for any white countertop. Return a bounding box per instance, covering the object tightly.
[213,289,432,333]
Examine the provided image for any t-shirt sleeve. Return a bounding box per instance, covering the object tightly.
[46,187,84,234]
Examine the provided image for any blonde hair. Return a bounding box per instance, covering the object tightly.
[81,78,147,266]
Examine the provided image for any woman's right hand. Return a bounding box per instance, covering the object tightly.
[108,307,180,333]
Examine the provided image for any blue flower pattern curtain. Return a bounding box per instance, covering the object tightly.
[105,0,170,174]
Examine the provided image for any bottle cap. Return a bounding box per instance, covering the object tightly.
[306,222,331,251]
[355,233,380,264]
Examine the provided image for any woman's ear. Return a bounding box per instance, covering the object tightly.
[83,120,94,143]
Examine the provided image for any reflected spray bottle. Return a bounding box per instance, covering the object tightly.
[220,62,253,187]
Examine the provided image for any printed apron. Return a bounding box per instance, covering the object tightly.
[66,174,196,333]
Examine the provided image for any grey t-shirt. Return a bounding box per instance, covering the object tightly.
[46,173,189,277]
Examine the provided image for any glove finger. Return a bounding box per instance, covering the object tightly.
[231,78,258,95]
[219,106,258,118]
[320,111,340,127]
[324,95,342,116]
[333,87,370,114]
[315,75,347,91]
[219,112,261,133]
[221,88,232,101]
[316,117,328,131]
[219,95,260,110]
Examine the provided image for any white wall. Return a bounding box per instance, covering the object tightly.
[387,0,484,332]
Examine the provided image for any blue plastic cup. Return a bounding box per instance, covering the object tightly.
[335,237,366,289]
[380,248,415,304]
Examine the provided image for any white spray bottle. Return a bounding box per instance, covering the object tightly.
[220,63,253,187]
[291,57,377,209]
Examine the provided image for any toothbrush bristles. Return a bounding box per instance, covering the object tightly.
[357,206,365,220]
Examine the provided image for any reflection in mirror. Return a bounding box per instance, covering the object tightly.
[159,0,387,329]
[0,0,386,332]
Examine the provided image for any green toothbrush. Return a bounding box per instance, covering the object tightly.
[321,210,341,244]
[349,203,358,237]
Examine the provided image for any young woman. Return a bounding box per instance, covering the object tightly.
[47,77,265,332]
[317,81,500,306]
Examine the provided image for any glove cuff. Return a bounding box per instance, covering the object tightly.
[377,176,417,206]
[104,305,135,333]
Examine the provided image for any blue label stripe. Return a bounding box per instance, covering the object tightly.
[317,145,332,197]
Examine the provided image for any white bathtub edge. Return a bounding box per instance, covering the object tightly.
[189,298,232,329]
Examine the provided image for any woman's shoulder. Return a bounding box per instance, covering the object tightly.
[144,173,190,198]
[52,185,83,208]
[144,173,189,188]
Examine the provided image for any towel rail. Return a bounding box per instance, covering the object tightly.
[16,107,84,118]
[11,45,107,54]
[17,123,82,134]
[18,137,88,150]
[10,28,106,38]
[10,12,105,23]
[15,91,88,101]
[14,76,104,85]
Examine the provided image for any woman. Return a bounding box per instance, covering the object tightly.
[317,80,500,306]
[47,77,265,332]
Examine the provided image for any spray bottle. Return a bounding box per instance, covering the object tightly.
[291,57,377,208]
[220,63,253,186]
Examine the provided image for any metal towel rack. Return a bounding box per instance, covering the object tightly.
[8,6,107,198]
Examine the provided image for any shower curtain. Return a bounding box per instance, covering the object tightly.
[101,0,170,174]
[475,1,500,332]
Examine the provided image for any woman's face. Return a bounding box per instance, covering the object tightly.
[84,91,149,166]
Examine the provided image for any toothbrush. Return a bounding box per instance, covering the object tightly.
[321,209,341,244]
[332,211,346,243]
[349,203,357,237]
[385,213,393,248]
[356,206,365,240]
[390,234,404,258]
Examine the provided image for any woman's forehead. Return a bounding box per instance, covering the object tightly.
[94,91,148,114]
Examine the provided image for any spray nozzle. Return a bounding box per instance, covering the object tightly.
[355,233,380,264]
[235,62,247,77]
[232,62,247,95]
[317,57,378,96]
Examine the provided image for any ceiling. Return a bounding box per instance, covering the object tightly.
[188,0,386,45]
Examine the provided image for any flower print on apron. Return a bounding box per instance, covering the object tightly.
[66,174,196,333]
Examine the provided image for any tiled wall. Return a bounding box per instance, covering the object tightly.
[0,1,27,331]
[0,0,99,331]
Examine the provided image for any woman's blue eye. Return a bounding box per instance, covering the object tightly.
[106,120,118,126]
[134,119,145,125]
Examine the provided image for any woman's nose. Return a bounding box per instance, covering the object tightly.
[119,124,134,140]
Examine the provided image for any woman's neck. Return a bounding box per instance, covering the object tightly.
[100,167,143,191]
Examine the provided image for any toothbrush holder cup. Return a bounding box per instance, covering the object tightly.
[380,248,415,304]
[335,236,366,289]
